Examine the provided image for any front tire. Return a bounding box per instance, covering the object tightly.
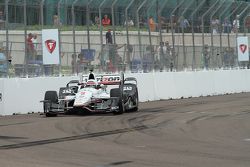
[110,88,124,115]
[44,91,58,117]
[45,112,58,117]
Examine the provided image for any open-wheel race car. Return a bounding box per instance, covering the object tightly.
[41,72,139,117]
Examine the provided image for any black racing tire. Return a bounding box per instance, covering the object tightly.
[110,88,124,115]
[123,83,139,111]
[43,102,50,113]
[127,96,138,112]
[45,112,58,117]
[43,91,58,117]
[133,89,139,112]
[114,100,124,115]
[133,98,139,112]
[110,88,120,97]
[44,91,58,103]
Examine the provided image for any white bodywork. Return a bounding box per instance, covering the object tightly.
[72,73,121,108]
[63,95,75,101]
[73,87,110,107]
[42,73,124,116]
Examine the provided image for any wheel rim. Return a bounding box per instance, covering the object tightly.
[44,103,49,113]
[128,98,133,108]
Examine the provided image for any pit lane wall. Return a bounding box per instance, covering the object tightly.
[1,70,250,115]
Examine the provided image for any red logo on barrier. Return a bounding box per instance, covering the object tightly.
[45,40,56,53]
[240,44,247,54]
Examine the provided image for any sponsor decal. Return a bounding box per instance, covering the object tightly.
[81,92,86,95]
[239,44,247,54]
[237,37,249,61]
[42,29,60,64]
[82,75,121,85]
[62,89,72,94]
[45,39,56,53]
[124,86,132,91]
[98,76,120,82]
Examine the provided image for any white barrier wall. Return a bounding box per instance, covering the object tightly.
[133,70,250,101]
[1,70,250,115]
[0,76,78,115]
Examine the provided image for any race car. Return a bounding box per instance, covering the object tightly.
[41,72,139,117]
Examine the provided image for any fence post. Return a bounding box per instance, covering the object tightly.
[125,0,135,46]
[180,0,195,69]
[170,0,185,70]
[158,0,169,45]
[157,0,170,72]
[99,0,107,47]
[57,0,63,25]
[71,0,79,75]
[111,0,118,44]
[87,0,94,50]
[71,0,78,74]
[24,0,28,77]
[40,0,45,27]
[57,0,63,76]
[136,0,148,60]
[219,3,231,64]
[210,0,225,69]
[201,0,220,64]
[243,11,250,36]
[146,0,156,67]
[190,0,206,70]
[237,4,250,37]
[125,0,135,71]
[225,2,243,51]
[5,0,9,77]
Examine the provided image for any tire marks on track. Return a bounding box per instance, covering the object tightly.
[186,115,211,124]
[0,122,32,127]
[0,125,151,150]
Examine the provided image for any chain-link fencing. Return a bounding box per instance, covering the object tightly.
[0,0,250,78]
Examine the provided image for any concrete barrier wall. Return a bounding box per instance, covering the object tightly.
[1,70,250,115]
[0,76,78,115]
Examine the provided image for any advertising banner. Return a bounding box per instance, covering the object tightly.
[42,29,60,64]
[237,37,249,62]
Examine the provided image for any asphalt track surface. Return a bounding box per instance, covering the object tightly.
[0,93,250,167]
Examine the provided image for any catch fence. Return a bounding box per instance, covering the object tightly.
[0,0,250,77]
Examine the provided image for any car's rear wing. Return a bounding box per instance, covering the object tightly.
[81,73,124,85]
